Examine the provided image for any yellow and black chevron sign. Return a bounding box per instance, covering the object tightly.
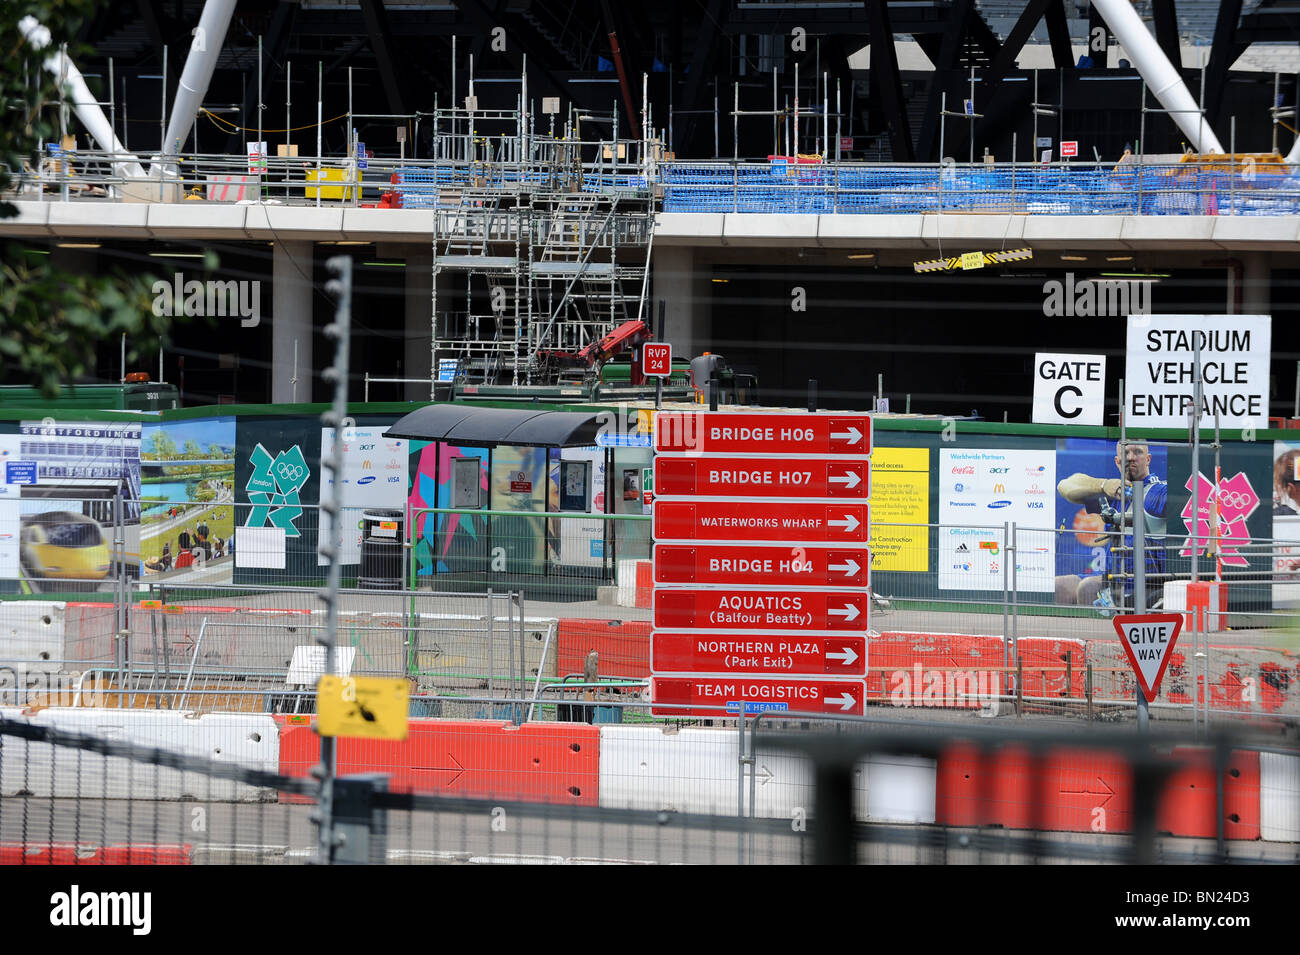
[913,247,1033,273]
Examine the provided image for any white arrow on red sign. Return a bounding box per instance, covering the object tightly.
[827,603,860,623]
[828,557,861,577]
[825,646,859,667]
[828,471,861,489]
[827,513,860,533]
[1111,612,1184,701]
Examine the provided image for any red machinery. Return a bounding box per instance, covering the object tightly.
[539,319,654,384]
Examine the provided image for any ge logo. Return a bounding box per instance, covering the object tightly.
[276,462,305,481]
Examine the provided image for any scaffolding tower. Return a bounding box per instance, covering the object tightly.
[429,106,656,387]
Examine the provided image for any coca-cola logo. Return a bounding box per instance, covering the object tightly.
[951,466,975,475]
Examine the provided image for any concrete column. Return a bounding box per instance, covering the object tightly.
[652,245,710,359]
[404,247,434,400]
[1242,252,1271,316]
[272,240,314,404]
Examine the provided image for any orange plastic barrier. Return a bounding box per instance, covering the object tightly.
[936,744,1134,833]
[99,844,193,865]
[0,843,100,865]
[276,718,600,805]
[635,560,653,609]
[1155,747,1260,840]
[1089,640,1300,715]
[867,632,1004,708]
[557,618,651,679]
[1016,637,1088,700]
[0,843,192,864]
[938,744,1264,839]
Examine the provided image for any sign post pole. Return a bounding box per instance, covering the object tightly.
[1190,336,1202,583]
[1133,477,1148,732]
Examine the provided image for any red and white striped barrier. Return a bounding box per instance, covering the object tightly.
[206,175,260,201]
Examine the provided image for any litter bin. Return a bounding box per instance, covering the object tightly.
[358,509,404,589]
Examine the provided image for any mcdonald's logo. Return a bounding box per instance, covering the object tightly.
[993,482,1005,494]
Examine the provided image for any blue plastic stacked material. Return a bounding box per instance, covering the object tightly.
[656,161,1300,216]
[393,167,440,209]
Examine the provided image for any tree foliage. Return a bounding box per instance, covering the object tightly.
[1,1,168,397]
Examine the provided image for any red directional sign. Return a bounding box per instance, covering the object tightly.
[654,588,870,631]
[654,412,872,455]
[654,457,869,499]
[652,633,867,676]
[651,676,866,717]
[654,543,870,587]
[643,342,672,377]
[654,500,869,543]
[1112,613,1184,701]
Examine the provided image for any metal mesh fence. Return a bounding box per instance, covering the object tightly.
[4,510,1299,726]
[19,148,1300,218]
[1,709,1296,864]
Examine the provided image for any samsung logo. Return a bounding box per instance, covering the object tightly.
[357,476,376,485]
[987,500,1013,509]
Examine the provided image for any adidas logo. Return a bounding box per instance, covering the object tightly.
[955,543,970,553]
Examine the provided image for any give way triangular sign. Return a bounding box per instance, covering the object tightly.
[1111,613,1184,701]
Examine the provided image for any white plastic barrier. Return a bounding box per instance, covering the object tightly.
[596,725,937,821]
[615,560,641,608]
[0,707,279,802]
[0,601,67,672]
[1261,752,1300,843]
[861,755,937,824]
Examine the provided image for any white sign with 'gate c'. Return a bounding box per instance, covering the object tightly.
[1032,352,1106,426]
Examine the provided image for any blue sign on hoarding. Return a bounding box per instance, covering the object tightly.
[5,461,37,484]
